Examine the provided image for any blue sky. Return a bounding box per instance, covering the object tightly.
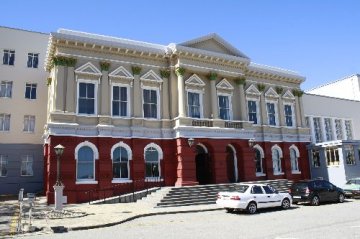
[2,0,359,90]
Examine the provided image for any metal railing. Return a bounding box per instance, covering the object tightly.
[85,178,164,205]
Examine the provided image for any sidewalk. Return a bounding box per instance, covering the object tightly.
[3,188,221,238]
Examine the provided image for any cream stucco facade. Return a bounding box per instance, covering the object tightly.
[0,26,49,195]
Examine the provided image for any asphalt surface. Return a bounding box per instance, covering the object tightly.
[22,199,360,239]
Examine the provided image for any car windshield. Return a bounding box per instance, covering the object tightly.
[346,180,355,185]
[234,185,249,193]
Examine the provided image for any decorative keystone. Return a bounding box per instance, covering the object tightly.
[160,69,171,79]
[100,61,111,71]
[234,76,246,85]
[131,66,142,75]
[175,67,186,76]
[207,72,218,81]
[257,83,266,92]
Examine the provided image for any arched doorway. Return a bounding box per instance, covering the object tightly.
[226,145,238,183]
[195,144,212,185]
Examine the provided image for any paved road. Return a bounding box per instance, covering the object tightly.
[26,199,360,239]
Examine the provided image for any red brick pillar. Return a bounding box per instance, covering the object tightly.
[175,138,198,186]
[241,142,257,181]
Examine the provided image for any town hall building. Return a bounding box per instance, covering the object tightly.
[44,29,311,203]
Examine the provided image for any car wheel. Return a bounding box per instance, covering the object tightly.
[247,202,257,214]
[281,198,291,209]
[311,195,320,206]
[338,193,345,203]
[226,208,234,213]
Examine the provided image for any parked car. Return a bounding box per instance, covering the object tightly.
[289,179,345,206]
[216,183,292,214]
[343,178,360,198]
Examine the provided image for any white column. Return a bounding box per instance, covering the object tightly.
[341,119,347,140]
[175,68,186,117]
[278,97,284,126]
[295,96,302,127]
[320,117,327,142]
[260,93,267,125]
[210,80,218,119]
[238,84,247,121]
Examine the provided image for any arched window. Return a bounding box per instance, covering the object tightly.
[111,142,132,181]
[144,143,163,179]
[272,145,283,174]
[75,141,98,183]
[289,145,300,173]
[253,145,265,176]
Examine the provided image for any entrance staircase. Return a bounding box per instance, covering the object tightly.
[155,179,293,208]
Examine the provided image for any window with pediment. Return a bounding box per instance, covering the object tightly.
[246,84,261,125]
[216,79,233,121]
[140,70,163,119]
[185,74,205,118]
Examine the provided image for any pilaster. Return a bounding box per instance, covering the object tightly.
[55,65,66,112]
[209,76,218,119]
[65,66,75,113]
[175,67,186,118]
[133,74,142,117]
[100,70,110,115]
[238,84,247,121]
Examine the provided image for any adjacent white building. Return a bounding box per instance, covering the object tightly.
[307,74,360,101]
[0,26,49,195]
[303,93,360,187]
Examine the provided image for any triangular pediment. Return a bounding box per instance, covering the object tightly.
[265,87,279,98]
[75,62,102,76]
[185,74,205,87]
[109,66,133,79]
[216,79,234,90]
[140,70,163,83]
[246,84,261,95]
[282,90,295,100]
[180,33,249,58]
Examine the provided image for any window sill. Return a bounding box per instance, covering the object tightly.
[273,172,284,176]
[111,179,132,183]
[20,175,34,177]
[23,131,35,134]
[291,171,302,174]
[256,173,266,177]
[0,97,12,99]
[77,113,97,117]
[145,178,163,182]
[76,180,98,185]
[345,164,356,166]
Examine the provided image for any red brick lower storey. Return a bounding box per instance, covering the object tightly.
[44,135,310,204]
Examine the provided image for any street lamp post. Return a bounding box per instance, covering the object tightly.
[53,144,65,211]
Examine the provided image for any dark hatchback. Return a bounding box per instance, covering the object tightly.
[289,179,345,206]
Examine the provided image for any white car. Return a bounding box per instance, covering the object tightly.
[216,183,292,214]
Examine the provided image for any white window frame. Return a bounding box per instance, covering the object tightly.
[25,83,37,100]
[27,53,39,68]
[325,147,340,167]
[142,86,160,119]
[3,49,15,65]
[254,144,265,176]
[23,115,35,133]
[186,89,204,118]
[20,155,33,176]
[111,142,133,183]
[0,114,10,131]
[144,143,163,181]
[284,102,296,128]
[271,145,284,175]
[0,81,12,98]
[0,155,8,177]
[313,117,322,143]
[324,118,333,141]
[344,120,353,140]
[334,119,343,140]
[289,145,301,174]
[111,83,131,118]
[217,92,233,121]
[77,79,98,116]
[75,141,99,184]
[246,97,260,125]
[265,99,278,126]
